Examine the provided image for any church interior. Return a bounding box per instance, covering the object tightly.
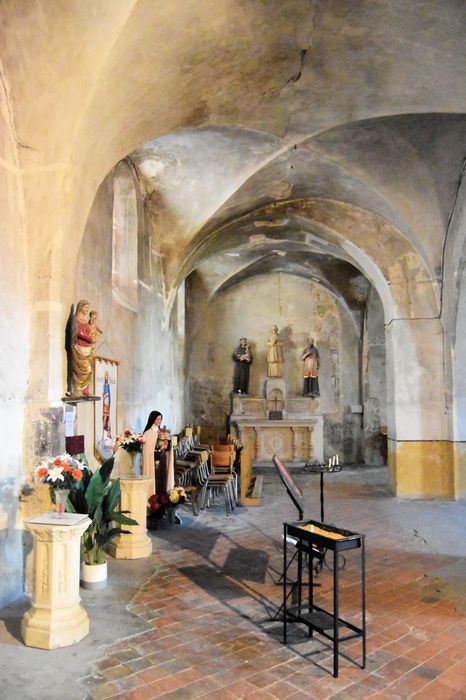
[1,1,466,698]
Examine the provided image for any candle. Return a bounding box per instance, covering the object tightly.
[328,458,331,468]
[336,454,339,465]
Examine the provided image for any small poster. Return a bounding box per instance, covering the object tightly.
[94,356,118,461]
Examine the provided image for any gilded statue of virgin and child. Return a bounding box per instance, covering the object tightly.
[65,299,101,398]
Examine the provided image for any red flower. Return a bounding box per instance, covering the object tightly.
[37,467,48,478]
[62,463,71,472]
[124,430,131,436]
[72,468,83,480]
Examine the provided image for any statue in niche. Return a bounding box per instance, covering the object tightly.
[65,299,97,398]
[301,337,320,397]
[232,338,253,394]
[266,325,283,377]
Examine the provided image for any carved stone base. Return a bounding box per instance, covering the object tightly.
[22,514,91,649]
[22,602,89,649]
[108,477,152,559]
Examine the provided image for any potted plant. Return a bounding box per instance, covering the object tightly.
[67,456,137,589]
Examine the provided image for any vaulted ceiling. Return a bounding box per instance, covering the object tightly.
[2,0,466,312]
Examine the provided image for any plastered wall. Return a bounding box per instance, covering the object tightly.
[0,80,29,606]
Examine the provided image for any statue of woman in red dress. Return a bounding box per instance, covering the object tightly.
[65,299,96,398]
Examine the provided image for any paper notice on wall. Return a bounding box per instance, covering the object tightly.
[64,406,76,437]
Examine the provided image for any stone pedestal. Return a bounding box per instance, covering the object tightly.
[22,514,91,649]
[108,477,152,559]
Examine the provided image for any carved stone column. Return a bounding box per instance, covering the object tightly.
[292,427,299,461]
[308,426,314,461]
[108,477,152,559]
[22,515,91,649]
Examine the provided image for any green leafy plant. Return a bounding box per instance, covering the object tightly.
[68,456,137,565]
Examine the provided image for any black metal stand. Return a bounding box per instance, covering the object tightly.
[302,463,342,522]
[283,519,366,678]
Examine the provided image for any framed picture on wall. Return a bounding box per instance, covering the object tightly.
[94,356,119,461]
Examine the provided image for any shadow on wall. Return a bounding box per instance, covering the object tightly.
[0,478,29,608]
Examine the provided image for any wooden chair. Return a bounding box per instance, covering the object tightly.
[213,443,235,454]
[213,448,238,500]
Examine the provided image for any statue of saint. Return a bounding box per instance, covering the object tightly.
[232,338,253,394]
[65,299,96,398]
[301,337,320,397]
[266,325,283,377]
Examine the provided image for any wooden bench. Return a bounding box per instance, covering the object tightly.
[242,474,263,506]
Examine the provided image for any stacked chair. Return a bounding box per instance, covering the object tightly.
[174,432,211,515]
[198,440,237,515]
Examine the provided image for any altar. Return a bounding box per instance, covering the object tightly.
[230,379,324,504]
[230,378,324,465]
[232,416,323,463]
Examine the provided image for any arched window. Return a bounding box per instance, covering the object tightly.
[112,161,138,311]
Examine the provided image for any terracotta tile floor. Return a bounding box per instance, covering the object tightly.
[83,467,466,699]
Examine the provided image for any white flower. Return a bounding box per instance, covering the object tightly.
[56,453,73,464]
[46,467,65,483]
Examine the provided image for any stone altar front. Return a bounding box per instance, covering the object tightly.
[232,416,323,463]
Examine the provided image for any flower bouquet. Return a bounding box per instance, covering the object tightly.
[35,453,88,516]
[156,428,171,451]
[148,492,169,517]
[116,430,144,453]
[166,486,186,523]
[168,486,186,505]
[35,453,86,489]
[147,486,186,528]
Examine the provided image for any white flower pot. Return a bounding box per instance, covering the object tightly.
[80,561,107,590]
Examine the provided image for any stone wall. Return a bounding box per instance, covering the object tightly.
[73,164,185,467]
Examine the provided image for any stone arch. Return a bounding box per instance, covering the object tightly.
[180,195,448,494]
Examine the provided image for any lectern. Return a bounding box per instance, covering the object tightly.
[283,519,366,677]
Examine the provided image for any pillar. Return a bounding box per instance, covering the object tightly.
[22,515,91,649]
[108,477,152,559]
